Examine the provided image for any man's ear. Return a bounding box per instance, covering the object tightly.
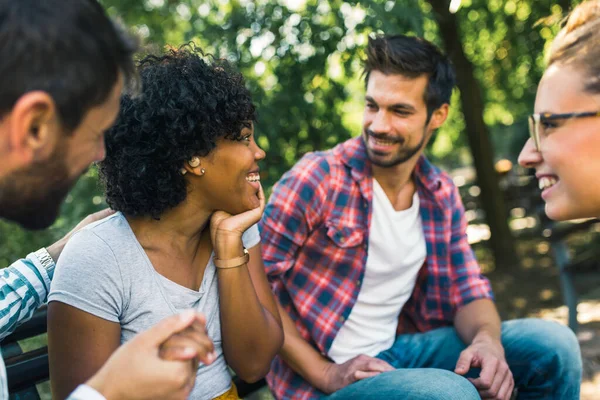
[8,91,60,163]
[428,104,450,131]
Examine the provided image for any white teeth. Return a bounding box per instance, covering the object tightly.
[539,176,557,190]
[246,173,260,183]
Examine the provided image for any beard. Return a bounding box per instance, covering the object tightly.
[363,128,429,168]
[0,147,78,230]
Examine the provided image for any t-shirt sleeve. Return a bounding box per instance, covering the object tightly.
[242,223,261,249]
[48,229,124,323]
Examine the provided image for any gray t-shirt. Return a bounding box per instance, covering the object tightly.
[49,212,260,400]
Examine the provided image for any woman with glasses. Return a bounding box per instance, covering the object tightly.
[519,0,600,221]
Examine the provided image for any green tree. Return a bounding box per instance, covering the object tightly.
[1,0,579,269]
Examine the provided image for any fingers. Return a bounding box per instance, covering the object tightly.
[347,355,394,383]
[495,371,514,400]
[477,362,513,400]
[473,357,499,391]
[257,182,266,212]
[90,208,116,221]
[136,310,202,347]
[159,345,198,361]
[365,358,394,373]
[353,370,381,381]
[454,349,474,375]
[159,328,216,365]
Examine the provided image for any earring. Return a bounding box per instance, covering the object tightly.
[188,157,201,168]
[200,168,205,176]
[180,168,187,175]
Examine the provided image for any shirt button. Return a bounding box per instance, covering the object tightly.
[356,280,361,286]
[339,315,345,322]
[339,236,345,243]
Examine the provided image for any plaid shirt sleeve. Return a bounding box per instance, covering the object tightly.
[0,251,54,340]
[448,183,494,310]
[260,153,330,278]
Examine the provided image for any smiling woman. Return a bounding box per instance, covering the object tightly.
[46,45,283,400]
[518,0,600,221]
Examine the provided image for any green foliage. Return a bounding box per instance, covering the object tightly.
[0,0,582,264]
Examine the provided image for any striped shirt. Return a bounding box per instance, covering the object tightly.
[0,251,102,399]
[260,136,494,399]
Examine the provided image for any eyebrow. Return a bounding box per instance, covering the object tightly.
[365,96,416,112]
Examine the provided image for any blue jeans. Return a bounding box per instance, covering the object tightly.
[324,319,581,399]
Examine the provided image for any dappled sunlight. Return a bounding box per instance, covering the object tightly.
[531,300,600,325]
[466,224,491,244]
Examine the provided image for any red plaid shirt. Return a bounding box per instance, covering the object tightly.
[259,137,493,399]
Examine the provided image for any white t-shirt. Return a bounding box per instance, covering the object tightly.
[328,180,426,363]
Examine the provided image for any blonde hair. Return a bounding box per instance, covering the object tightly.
[549,0,600,93]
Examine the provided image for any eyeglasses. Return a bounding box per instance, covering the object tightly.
[528,111,600,151]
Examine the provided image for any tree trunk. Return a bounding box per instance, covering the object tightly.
[428,0,518,269]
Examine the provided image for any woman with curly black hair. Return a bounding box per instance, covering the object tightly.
[47,46,284,400]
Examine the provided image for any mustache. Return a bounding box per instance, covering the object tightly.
[365,130,404,144]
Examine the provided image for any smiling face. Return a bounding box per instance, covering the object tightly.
[518,63,600,220]
[197,122,265,215]
[362,71,447,169]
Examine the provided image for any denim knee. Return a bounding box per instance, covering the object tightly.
[540,320,582,374]
[422,369,479,400]
[521,319,581,371]
[394,369,480,400]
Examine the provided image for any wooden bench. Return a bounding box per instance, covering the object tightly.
[1,306,267,399]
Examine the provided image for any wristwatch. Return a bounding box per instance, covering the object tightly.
[34,247,55,272]
[213,248,249,269]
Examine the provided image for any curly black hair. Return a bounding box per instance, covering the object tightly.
[99,44,256,218]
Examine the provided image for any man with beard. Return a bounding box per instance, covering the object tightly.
[259,34,582,400]
[0,1,213,399]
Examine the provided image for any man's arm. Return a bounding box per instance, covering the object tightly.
[275,299,393,394]
[447,183,513,399]
[454,298,501,345]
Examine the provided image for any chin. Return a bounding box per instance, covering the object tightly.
[545,201,592,222]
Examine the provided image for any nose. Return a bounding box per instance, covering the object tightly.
[253,140,266,161]
[369,110,392,134]
[518,138,542,169]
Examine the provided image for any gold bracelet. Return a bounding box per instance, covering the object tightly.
[214,248,249,269]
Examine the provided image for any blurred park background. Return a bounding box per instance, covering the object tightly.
[4,0,600,398]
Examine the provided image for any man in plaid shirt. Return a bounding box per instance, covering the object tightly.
[260,35,582,400]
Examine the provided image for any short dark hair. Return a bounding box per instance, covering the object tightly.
[99,45,257,219]
[364,34,456,117]
[0,0,138,131]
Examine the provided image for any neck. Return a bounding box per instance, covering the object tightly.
[372,155,420,198]
[127,196,212,259]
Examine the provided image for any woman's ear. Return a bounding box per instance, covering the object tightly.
[181,156,206,177]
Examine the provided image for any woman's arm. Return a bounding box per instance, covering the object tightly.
[48,302,121,400]
[216,242,283,382]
